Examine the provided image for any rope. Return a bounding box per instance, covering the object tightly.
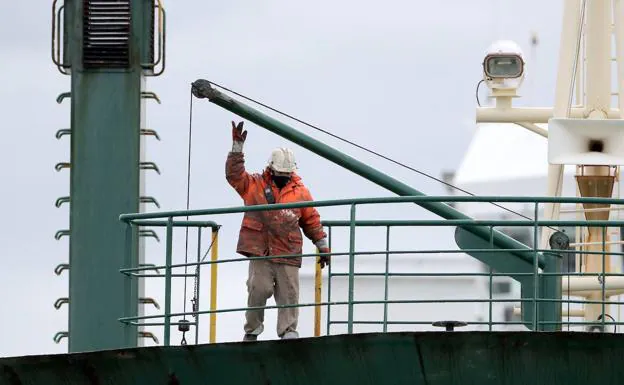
[182,87,194,317]
[205,80,553,227]
[200,229,219,263]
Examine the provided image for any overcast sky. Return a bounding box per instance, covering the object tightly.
[0,0,563,357]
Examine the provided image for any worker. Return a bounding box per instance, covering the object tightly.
[226,121,331,341]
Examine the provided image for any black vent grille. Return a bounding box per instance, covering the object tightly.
[83,0,131,69]
[146,0,155,66]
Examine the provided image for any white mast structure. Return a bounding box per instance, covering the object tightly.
[476,0,624,330]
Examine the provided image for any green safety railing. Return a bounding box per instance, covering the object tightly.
[118,195,624,345]
[320,219,620,334]
[122,219,221,346]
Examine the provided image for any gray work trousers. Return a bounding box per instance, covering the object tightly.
[244,258,299,338]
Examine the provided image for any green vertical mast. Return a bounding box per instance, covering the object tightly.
[52,0,164,352]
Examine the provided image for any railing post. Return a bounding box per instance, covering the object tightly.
[601,225,606,331]
[209,229,219,343]
[123,221,138,345]
[164,217,173,346]
[194,227,202,345]
[347,204,357,334]
[488,226,494,332]
[326,227,333,335]
[532,202,539,331]
[383,226,390,333]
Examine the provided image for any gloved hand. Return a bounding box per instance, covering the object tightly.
[315,237,330,268]
[318,247,331,268]
[231,121,247,152]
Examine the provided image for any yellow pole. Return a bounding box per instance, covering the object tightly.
[209,231,219,343]
[314,249,322,337]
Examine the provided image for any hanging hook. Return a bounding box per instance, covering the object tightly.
[178,319,191,345]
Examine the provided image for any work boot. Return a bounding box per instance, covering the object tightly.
[281,331,299,340]
[243,324,263,342]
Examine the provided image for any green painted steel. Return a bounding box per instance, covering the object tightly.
[163,218,173,346]
[62,0,156,352]
[129,219,220,228]
[2,332,624,384]
[324,217,564,331]
[120,195,623,331]
[347,205,357,333]
[122,194,624,222]
[455,228,561,331]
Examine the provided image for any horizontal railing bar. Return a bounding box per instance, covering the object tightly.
[118,300,527,322]
[127,269,624,280]
[133,321,198,327]
[128,273,196,278]
[129,216,624,228]
[131,219,220,228]
[120,195,624,221]
[328,320,624,326]
[324,219,624,227]
[328,320,527,325]
[120,246,624,275]
[329,272,531,278]
[324,220,465,227]
[534,298,624,305]
[537,321,624,325]
[328,272,624,278]
[128,319,624,328]
[119,248,530,274]
[123,297,612,323]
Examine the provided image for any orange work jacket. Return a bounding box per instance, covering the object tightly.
[226,152,326,267]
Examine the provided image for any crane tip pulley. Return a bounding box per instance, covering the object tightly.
[191,79,219,100]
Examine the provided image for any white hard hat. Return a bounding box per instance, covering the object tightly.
[268,147,297,173]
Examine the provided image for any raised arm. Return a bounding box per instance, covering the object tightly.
[225,121,253,197]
